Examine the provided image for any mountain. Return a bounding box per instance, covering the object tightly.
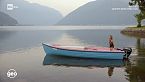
[0,11,18,26]
[57,0,138,26]
[0,0,63,25]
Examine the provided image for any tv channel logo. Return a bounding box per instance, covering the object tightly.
[7,69,17,78]
[7,4,18,11]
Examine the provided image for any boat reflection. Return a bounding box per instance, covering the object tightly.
[43,55,129,68]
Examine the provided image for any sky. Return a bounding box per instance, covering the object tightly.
[25,0,96,16]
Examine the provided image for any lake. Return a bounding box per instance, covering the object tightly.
[0,26,145,82]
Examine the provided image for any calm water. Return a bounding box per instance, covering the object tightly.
[0,26,145,82]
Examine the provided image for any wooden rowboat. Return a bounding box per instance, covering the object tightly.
[42,43,132,60]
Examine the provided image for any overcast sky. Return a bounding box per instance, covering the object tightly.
[25,0,96,16]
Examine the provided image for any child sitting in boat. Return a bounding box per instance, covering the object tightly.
[109,35,114,51]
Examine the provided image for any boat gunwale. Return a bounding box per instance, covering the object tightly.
[43,43,125,54]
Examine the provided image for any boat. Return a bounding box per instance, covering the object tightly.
[43,55,130,67]
[42,43,132,60]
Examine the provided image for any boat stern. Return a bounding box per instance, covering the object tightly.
[123,47,132,59]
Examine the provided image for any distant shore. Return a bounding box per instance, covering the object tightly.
[121,26,145,38]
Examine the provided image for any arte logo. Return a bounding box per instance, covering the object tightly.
[7,69,17,78]
[7,4,18,10]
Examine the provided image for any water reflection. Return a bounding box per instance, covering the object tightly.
[121,32,145,56]
[120,31,145,81]
[0,30,63,53]
[43,55,130,77]
[125,58,145,82]
[0,28,145,82]
[52,33,86,46]
[0,30,16,42]
[66,29,136,48]
[43,55,127,67]
[136,38,145,56]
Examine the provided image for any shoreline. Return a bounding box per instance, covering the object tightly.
[121,26,145,38]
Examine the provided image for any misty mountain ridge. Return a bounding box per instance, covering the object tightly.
[0,0,63,26]
[0,11,18,26]
[57,0,139,26]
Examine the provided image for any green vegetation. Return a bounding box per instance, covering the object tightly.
[129,0,145,27]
